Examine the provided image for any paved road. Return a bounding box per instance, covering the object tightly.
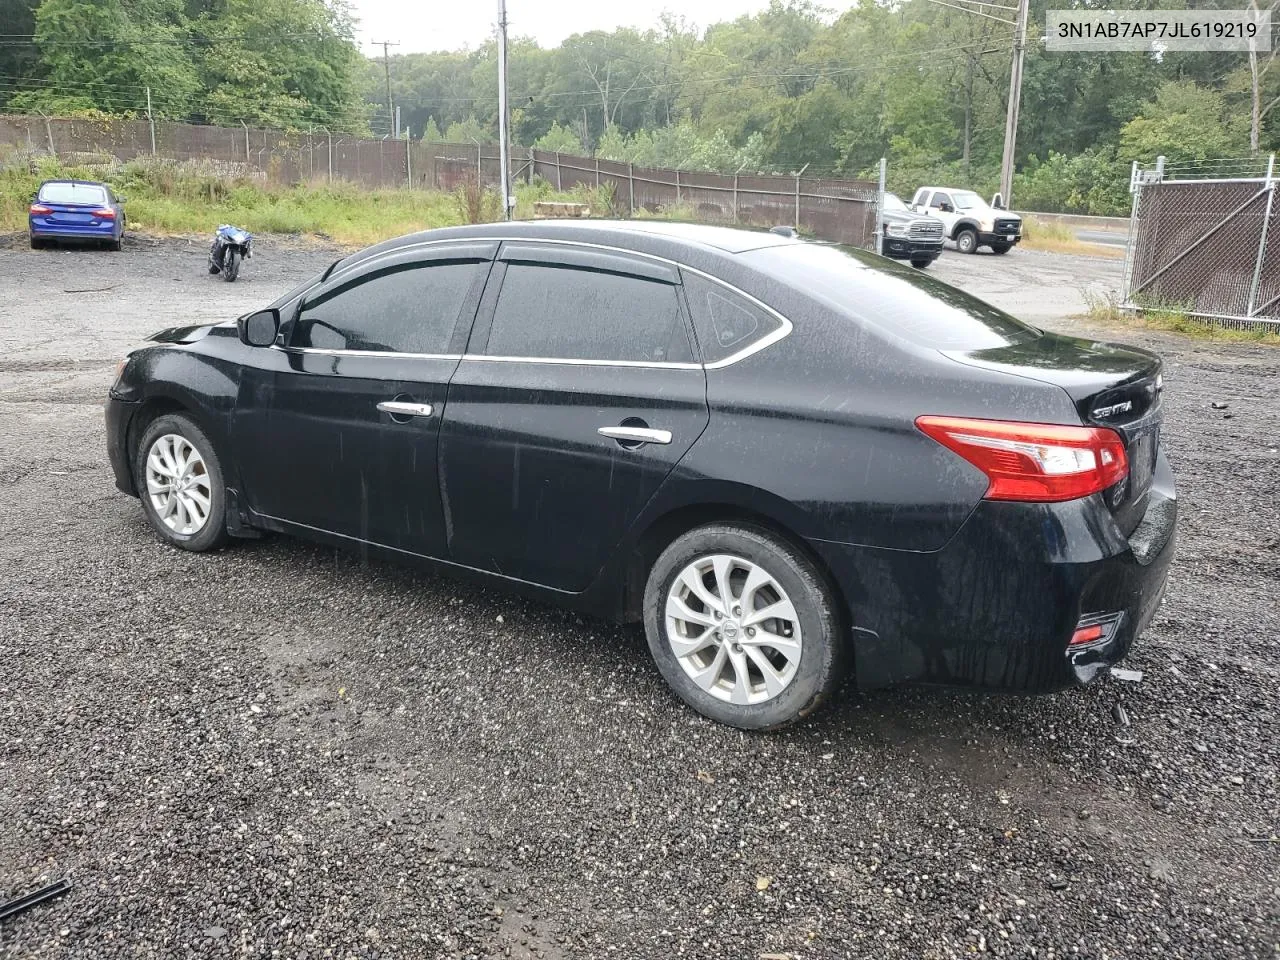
[2,233,1277,959]
[929,244,1124,325]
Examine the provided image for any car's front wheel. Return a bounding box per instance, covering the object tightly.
[991,242,1012,255]
[643,523,843,730]
[955,228,978,254]
[910,257,933,269]
[134,413,229,552]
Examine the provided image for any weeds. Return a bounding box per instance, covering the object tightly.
[1081,289,1280,345]
[1022,215,1124,259]
[0,161,600,247]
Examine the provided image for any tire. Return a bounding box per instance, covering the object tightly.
[910,257,933,269]
[108,237,122,252]
[29,235,44,250]
[643,522,844,730]
[223,249,241,282]
[133,413,229,552]
[955,228,978,254]
[991,242,1012,255]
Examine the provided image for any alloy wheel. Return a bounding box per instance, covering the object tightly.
[664,553,803,705]
[145,434,212,535]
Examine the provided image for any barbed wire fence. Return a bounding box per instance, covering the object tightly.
[0,113,881,248]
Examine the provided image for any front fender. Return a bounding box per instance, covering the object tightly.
[111,345,242,482]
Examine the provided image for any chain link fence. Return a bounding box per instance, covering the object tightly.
[0,113,880,249]
[1122,154,1280,329]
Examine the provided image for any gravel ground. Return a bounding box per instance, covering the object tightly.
[1,235,1277,958]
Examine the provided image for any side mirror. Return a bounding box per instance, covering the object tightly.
[117,195,127,204]
[238,308,280,347]
[940,202,953,213]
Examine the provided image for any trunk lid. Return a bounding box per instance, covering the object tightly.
[944,333,1164,535]
[39,201,108,224]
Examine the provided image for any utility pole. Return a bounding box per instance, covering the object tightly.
[496,0,512,219]
[375,40,399,137]
[998,0,1029,207]
[145,86,155,155]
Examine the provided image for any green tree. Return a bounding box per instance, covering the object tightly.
[192,0,363,130]
[0,0,42,108]
[533,121,582,153]
[1120,80,1249,163]
[17,0,200,116]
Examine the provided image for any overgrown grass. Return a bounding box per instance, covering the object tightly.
[0,159,611,247]
[1021,215,1124,259]
[1081,289,1280,345]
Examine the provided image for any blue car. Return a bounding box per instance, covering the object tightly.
[29,179,126,251]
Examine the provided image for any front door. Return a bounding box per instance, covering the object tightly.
[438,243,710,592]
[234,243,494,557]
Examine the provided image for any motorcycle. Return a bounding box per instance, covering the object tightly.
[209,224,253,282]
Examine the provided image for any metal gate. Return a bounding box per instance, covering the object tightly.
[1122,155,1280,328]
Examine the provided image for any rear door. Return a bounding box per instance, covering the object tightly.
[438,243,710,592]
[234,242,495,557]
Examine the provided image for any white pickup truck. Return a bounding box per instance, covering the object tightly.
[909,187,1023,255]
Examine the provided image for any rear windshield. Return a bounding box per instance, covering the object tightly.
[743,243,1040,350]
[38,182,108,205]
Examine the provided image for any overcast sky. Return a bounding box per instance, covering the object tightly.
[352,0,857,54]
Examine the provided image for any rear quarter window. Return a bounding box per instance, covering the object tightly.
[681,272,784,364]
[744,243,1040,351]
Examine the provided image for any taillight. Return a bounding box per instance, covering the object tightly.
[916,415,1128,503]
[93,207,117,219]
[29,203,51,215]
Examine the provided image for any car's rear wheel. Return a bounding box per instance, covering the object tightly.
[955,228,978,254]
[643,523,843,730]
[29,235,44,250]
[134,413,228,552]
[991,242,1012,255]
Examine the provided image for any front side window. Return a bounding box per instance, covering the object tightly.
[952,191,985,210]
[930,192,953,210]
[290,260,480,354]
[485,263,694,363]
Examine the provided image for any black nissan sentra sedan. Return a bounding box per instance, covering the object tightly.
[105,221,1176,730]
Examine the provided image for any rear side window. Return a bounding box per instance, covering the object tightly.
[290,260,480,354]
[681,273,783,364]
[484,263,694,363]
[39,182,107,205]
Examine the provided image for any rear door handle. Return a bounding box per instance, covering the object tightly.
[377,401,434,418]
[598,426,672,445]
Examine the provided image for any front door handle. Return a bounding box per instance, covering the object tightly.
[377,401,434,418]
[598,426,672,445]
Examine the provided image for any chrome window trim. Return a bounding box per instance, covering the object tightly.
[460,353,702,370]
[292,235,795,369]
[273,344,462,361]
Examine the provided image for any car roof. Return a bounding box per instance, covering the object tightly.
[335,219,805,275]
[39,179,109,188]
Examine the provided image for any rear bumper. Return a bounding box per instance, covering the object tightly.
[882,239,943,260]
[811,449,1177,693]
[30,219,119,239]
[105,395,139,496]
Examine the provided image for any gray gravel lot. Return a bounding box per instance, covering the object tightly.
[1,235,1277,958]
